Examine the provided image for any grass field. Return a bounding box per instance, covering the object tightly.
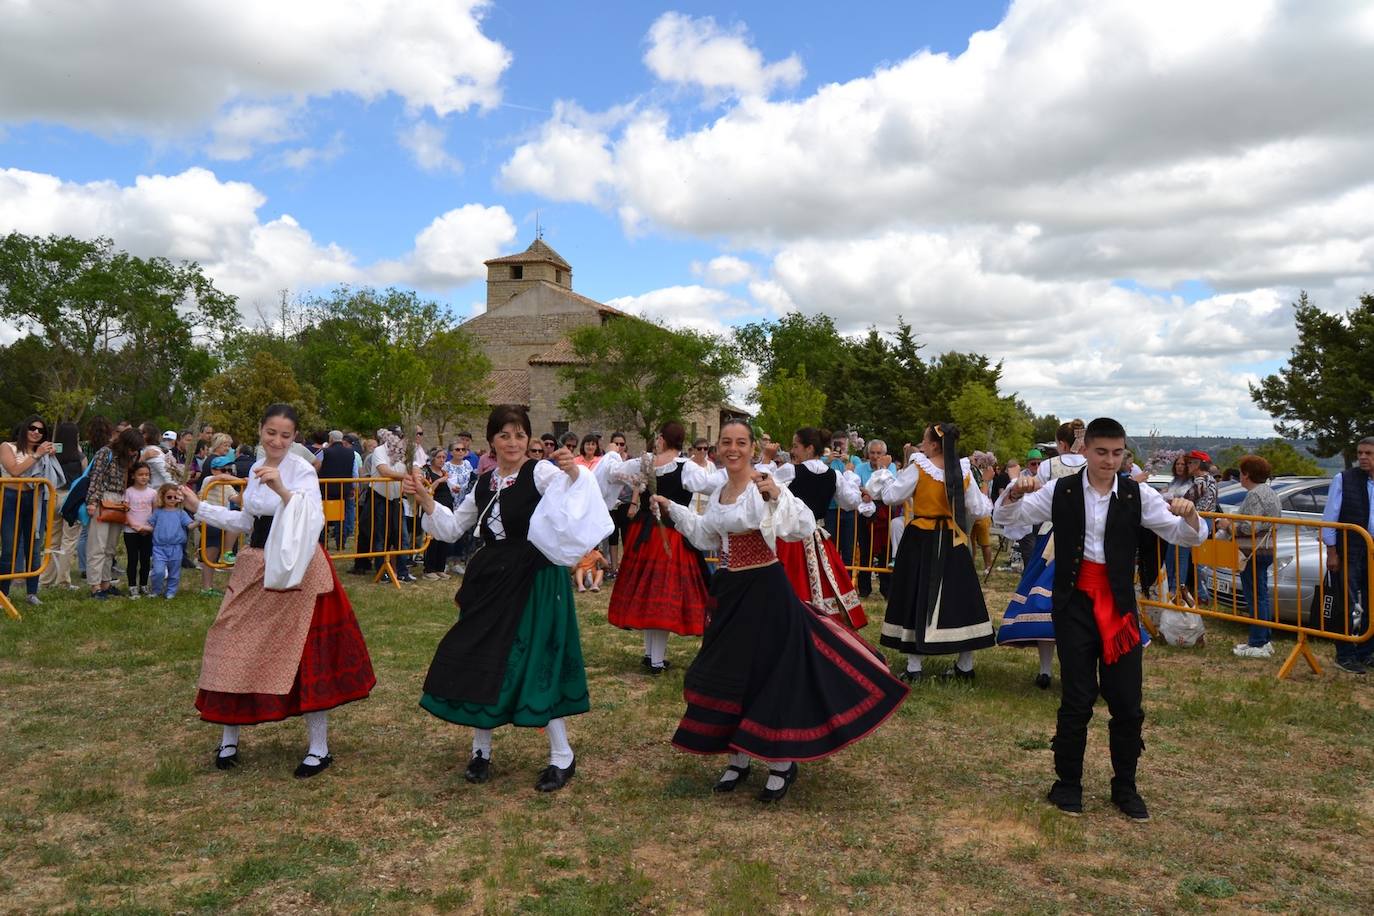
[2,564,1373,915]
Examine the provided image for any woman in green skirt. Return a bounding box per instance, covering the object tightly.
[405,405,611,792]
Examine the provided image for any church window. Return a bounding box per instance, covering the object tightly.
[555,269,564,284]
[510,265,523,280]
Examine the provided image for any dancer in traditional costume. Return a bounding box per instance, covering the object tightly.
[995,417,1206,820]
[604,421,715,674]
[771,427,866,629]
[407,406,611,792]
[180,403,375,778]
[866,423,995,682]
[656,420,907,802]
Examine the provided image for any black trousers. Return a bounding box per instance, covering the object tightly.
[856,514,890,598]
[1052,590,1144,791]
[123,531,153,588]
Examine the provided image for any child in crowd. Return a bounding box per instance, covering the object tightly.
[123,462,157,598]
[150,484,196,599]
[198,436,240,596]
[573,547,607,592]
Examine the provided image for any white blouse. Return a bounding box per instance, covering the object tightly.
[420,459,612,567]
[772,458,863,511]
[865,453,991,519]
[665,480,815,556]
[195,452,322,533]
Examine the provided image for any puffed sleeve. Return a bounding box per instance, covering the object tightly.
[834,469,862,511]
[771,462,796,486]
[607,452,647,486]
[262,457,325,590]
[422,490,479,542]
[759,485,816,551]
[666,499,720,554]
[529,461,615,565]
[680,458,726,494]
[867,461,921,506]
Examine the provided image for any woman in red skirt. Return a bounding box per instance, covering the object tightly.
[605,421,716,674]
[771,427,867,629]
[180,404,374,778]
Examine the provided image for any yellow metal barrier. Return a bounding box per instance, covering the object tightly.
[1141,510,1374,680]
[198,476,432,591]
[0,477,58,621]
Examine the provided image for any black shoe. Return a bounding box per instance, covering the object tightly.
[713,763,752,793]
[897,669,923,684]
[1046,780,1082,816]
[641,654,652,669]
[465,752,491,784]
[535,758,576,792]
[1334,658,1368,675]
[214,744,239,771]
[942,665,975,684]
[1112,788,1151,821]
[757,762,799,803]
[293,753,333,779]
[1034,673,1052,690]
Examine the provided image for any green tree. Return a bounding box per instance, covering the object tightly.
[1251,292,1374,466]
[754,367,827,444]
[735,312,847,388]
[0,232,238,424]
[199,351,323,444]
[949,382,1033,460]
[559,318,741,443]
[1031,412,1062,444]
[1213,439,1325,477]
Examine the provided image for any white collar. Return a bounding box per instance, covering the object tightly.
[1083,472,1119,499]
[799,457,829,472]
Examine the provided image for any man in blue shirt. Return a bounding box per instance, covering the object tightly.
[1321,436,1374,674]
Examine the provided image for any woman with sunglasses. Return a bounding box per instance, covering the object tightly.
[1,416,56,606]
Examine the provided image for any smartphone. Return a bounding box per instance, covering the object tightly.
[53,442,64,454]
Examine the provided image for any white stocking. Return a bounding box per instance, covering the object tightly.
[648,629,669,667]
[642,631,654,658]
[906,654,923,673]
[764,761,794,791]
[719,751,751,784]
[545,718,574,768]
[472,728,493,760]
[304,711,329,759]
[1037,641,1056,676]
[219,725,240,757]
[955,650,974,673]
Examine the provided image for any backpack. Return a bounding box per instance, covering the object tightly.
[60,463,93,525]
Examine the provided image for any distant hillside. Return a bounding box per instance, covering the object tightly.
[1124,436,1342,474]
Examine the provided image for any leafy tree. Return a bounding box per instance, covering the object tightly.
[559,318,741,444]
[0,232,238,425]
[199,351,323,444]
[1213,440,1325,477]
[1031,412,1062,444]
[949,382,1034,460]
[755,367,827,444]
[420,328,492,440]
[735,312,847,388]
[1251,292,1374,466]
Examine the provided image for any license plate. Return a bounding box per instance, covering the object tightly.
[1214,577,1234,597]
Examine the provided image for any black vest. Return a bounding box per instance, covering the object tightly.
[789,463,837,521]
[1051,470,1142,616]
[656,461,692,506]
[474,460,540,544]
[1338,468,1372,533]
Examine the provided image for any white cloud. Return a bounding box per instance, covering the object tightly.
[205,102,300,160]
[499,102,618,204]
[0,0,510,136]
[276,132,346,171]
[500,0,1374,435]
[0,166,515,309]
[693,255,754,286]
[644,12,803,99]
[379,204,517,289]
[605,284,768,337]
[399,120,462,173]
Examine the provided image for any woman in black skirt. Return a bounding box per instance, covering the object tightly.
[653,420,907,803]
[866,423,995,682]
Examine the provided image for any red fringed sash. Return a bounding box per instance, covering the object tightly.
[1077,561,1140,665]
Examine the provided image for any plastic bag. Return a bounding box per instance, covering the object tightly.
[1159,608,1206,647]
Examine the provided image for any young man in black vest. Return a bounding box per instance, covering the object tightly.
[995,417,1207,820]
[1321,436,1374,674]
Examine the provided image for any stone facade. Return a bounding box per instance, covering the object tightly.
[460,238,741,454]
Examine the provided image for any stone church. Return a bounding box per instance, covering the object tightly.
[460,238,744,453]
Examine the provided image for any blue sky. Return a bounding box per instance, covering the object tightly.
[2,1,1371,436]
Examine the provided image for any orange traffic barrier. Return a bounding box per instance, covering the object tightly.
[198,476,431,591]
[0,477,58,621]
[1142,511,1374,679]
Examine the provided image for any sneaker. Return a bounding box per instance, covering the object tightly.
[1233,643,1274,659]
[1334,658,1368,675]
[223,553,236,566]
[165,594,176,600]
[128,587,141,600]
[397,573,418,584]
[26,594,41,607]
